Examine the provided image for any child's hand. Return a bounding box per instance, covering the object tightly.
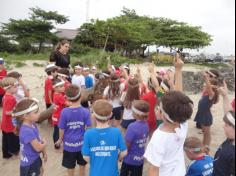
[41,139,47,148]
[148,63,155,74]
[174,53,184,70]
[43,152,48,163]
[55,139,62,148]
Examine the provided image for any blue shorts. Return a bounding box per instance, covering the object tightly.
[121,119,136,129]
[20,157,42,176]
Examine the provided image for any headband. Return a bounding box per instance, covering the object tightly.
[58,73,69,78]
[83,67,89,71]
[53,81,65,88]
[226,112,235,126]
[46,64,56,70]
[75,65,82,69]
[13,101,39,117]
[66,91,81,101]
[184,147,202,153]
[160,102,174,124]
[93,111,112,120]
[102,73,110,77]
[111,65,116,71]
[132,106,149,116]
[160,82,170,92]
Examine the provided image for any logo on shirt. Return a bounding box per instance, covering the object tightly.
[100,140,106,146]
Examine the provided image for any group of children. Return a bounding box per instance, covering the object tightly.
[0,54,235,176]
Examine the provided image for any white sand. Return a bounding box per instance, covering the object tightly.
[0,61,234,176]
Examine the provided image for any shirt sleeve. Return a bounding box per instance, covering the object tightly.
[82,131,90,156]
[6,97,16,112]
[118,129,127,152]
[24,129,38,144]
[144,131,166,167]
[58,110,67,129]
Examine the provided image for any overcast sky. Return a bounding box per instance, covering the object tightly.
[0,0,235,55]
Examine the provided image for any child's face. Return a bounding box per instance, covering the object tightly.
[26,110,40,122]
[9,84,19,94]
[224,122,235,140]
[56,85,65,93]
[83,70,89,76]
[75,68,82,75]
[185,151,195,160]
[0,64,4,70]
[52,71,58,78]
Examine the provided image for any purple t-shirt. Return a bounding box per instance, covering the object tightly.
[124,120,149,166]
[20,124,41,167]
[59,107,91,152]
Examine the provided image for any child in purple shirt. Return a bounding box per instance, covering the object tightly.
[120,100,150,176]
[12,98,47,176]
[55,85,92,176]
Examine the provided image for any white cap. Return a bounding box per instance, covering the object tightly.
[75,65,82,69]
[83,67,90,71]
[0,58,4,61]
[46,63,56,70]
[92,66,97,70]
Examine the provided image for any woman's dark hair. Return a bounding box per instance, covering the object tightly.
[209,69,220,78]
[123,78,140,109]
[148,78,156,93]
[54,40,70,51]
[65,84,81,102]
[210,78,220,104]
[108,74,120,100]
[223,111,235,127]
[161,91,193,123]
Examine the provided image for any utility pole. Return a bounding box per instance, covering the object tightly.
[86,0,90,22]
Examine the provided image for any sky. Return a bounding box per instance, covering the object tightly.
[0,0,235,55]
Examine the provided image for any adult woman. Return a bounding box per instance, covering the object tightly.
[50,40,70,68]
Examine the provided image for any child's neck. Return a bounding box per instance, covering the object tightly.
[96,122,110,129]
[161,122,180,133]
[23,119,33,126]
[5,91,13,96]
[193,153,205,160]
[70,101,81,108]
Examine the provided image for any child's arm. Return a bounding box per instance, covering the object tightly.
[173,53,184,92]
[31,139,47,152]
[218,81,233,113]
[42,148,48,163]
[148,63,159,92]
[119,150,128,161]
[55,129,64,147]
[6,111,13,116]
[148,164,159,176]
[48,90,53,105]
[19,78,30,97]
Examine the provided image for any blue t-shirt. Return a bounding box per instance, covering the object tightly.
[20,124,41,167]
[124,120,149,166]
[85,76,93,89]
[59,107,91,152]
[186,155,213,176]
[82,127,127,176]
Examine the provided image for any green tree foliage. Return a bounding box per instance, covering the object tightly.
[75,8,212,57]
[1,7,69,53]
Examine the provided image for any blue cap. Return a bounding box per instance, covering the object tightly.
[0,58,4,65]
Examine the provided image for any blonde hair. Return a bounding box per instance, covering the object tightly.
[0,77,18,89]
[93,100,113,122]
[132,100,150,120]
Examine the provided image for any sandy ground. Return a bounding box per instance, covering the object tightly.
[0,61,234,176]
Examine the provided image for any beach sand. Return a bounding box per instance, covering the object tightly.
[0,61,234,176]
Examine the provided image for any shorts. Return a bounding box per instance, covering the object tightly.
[194,113,213,127]
[111,107,123,121]
[2,131,20,158]
[121,119,136,129]
[62,150,87,169]
[120,162,143,176]
[20,157,42,176]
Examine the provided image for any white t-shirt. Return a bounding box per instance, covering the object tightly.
[103,86,122,108]
[72,75,85,88]
[144,122,188,176]
[14,84,29,103]
[123,108,134,120]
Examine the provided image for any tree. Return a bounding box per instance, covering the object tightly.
[75,8,212,58]
[1,7,69,53]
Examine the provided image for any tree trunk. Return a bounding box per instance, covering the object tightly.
[38,41,43,53]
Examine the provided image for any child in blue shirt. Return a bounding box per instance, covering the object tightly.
[184,137,213,176]
[55,85,92,176]
[83,67,93,89]
[82,99,127,176]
